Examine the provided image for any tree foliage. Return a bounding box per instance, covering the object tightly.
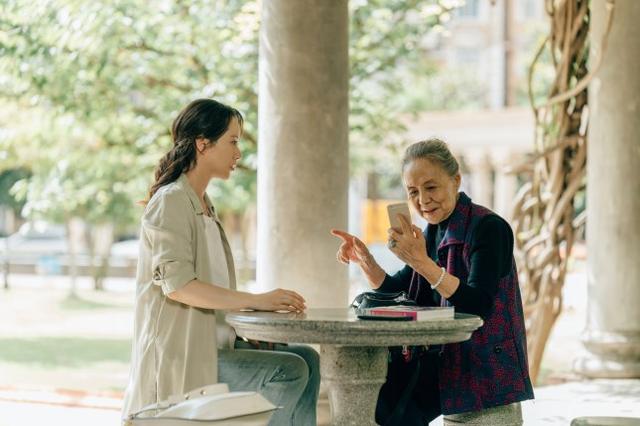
[0,0,461,229]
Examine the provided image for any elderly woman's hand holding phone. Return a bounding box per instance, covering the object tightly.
[386,207,428,269]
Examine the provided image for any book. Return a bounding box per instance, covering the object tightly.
[356,305,454,321]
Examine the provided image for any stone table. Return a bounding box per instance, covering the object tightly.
[226,308,483,425]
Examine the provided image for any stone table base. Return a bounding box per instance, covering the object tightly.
[320,345,388,426]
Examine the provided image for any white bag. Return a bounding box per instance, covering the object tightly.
[124,383,278,426]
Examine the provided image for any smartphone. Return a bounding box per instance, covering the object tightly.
[387,202,411,230]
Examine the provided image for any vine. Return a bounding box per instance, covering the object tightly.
[511,0,615,382]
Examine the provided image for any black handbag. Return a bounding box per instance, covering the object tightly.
[351,291,429,425]
[350,291,418,310]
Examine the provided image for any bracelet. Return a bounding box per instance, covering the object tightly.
[430,267,446,290]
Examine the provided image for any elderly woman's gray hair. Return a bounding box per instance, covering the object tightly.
[401,138,460,177]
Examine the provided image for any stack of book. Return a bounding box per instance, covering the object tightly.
[356,305,454,321]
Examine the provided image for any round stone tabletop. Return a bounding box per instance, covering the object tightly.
[226,308,483,347]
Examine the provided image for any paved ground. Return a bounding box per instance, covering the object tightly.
[1,379,639,425]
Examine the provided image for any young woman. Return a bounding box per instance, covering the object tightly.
[122,99,320,425]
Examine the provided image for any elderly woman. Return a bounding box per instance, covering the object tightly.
[332,139,534,425]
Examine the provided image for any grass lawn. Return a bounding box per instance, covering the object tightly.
[0,276,134,394]
[0,337,130,367]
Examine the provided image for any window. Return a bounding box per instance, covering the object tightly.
[524,0,538,19]
[456,0,480,18]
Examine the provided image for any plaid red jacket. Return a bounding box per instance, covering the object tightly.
[434,192,534,414]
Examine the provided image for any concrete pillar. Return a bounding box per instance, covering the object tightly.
[257,1,349,308]
[574,0,640,378]
[465,150,494,208]
[492,151,520,220]
[488,0,506,109]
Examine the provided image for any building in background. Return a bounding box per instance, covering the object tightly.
[436,0,546,109]
[355,0,548,243]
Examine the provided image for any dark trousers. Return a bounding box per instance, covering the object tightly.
[375,350,442,426]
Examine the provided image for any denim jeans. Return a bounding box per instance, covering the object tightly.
[218,341,320,426]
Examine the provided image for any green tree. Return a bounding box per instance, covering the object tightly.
[0,168,29,225]
[0,0,462,282]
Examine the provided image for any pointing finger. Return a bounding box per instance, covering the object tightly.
[330,229,354,243]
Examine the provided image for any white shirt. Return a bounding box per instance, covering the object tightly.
[203,215,235,350]
[203,215,230,289]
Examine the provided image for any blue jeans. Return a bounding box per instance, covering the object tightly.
[218,341,320,426]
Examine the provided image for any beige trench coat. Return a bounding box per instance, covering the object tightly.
[122,174,236,417]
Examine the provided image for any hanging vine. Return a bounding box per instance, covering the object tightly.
[511,0,615,383]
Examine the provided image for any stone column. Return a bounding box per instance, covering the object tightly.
[574,0,640,378]
[465,150,494,208]
[492,151,520,220]
[320,346,387,426]
[257,1,349,307]
[488,0,506,109]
